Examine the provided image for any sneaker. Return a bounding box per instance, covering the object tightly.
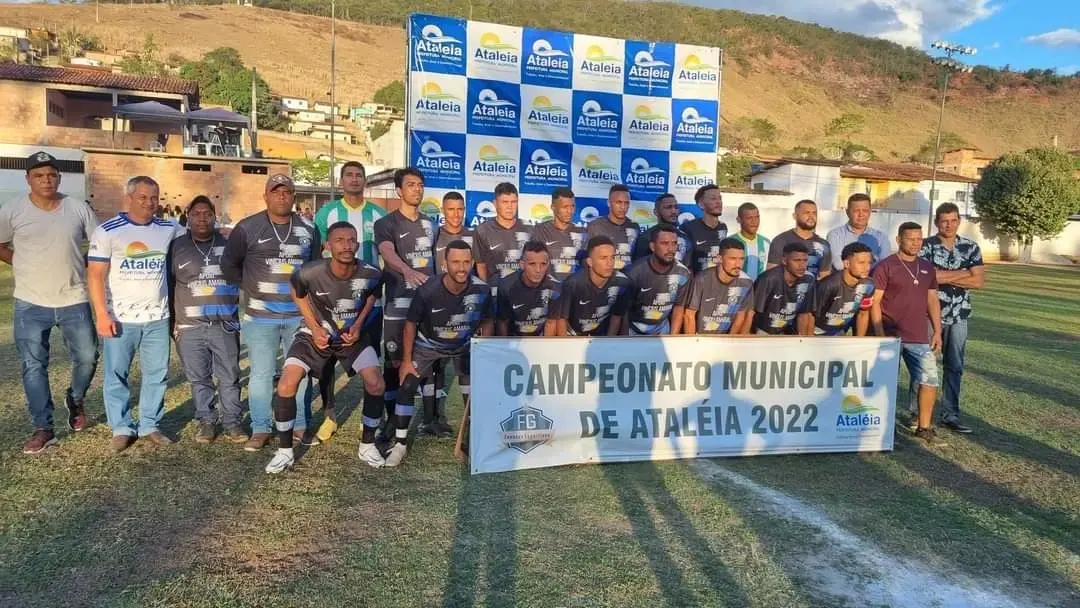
[941,419,973,434]
[357,442,385,468]
[265,448,294,474]
[222,426,248,444]
[432,420,454,438]
[145,431,173,446]
[109,435,133,455]
[374,417,394,443]
[23,429,58,454]
[195,422,217,444]
[293,430,320,447]
[915,427,947,447]
[384,441,408,467]
[244,432,271,452]
[65,394,87,432]
[416,422,437,437]
[316,418,338,443]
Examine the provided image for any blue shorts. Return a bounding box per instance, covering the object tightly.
[901,342,940,387]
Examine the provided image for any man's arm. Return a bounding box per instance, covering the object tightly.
[377,241,428,287]
[478,319,495,337]
[400,320,419,380]
[554,319,569,336]
[542,318,558,336]
[928,289,943,352]
[496,319,510,336]
[870,290,886,336]
[607,315,626,336]
[681,309,697,335]
[220,224,247,285]
[734,309,752,335]
[796,313,815,336]
[0,206,13,265]
[817,242,833,279]
[936,266,985,289]
[826,228,844,272]
[854,310,870,337]
[669,305,685,335]
[87,260,116,337]
[0,242,12,265]
[765,237,782,271]
[343,294,376,345]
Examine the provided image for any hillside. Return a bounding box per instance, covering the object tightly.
[1,3,1079,160]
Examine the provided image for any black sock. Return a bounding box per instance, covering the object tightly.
[361,390,384,443]
[383,365,400,419]
[319,362,336,414]
[273,393,297,449]
[435,366,447,422]
[421,381,436,424]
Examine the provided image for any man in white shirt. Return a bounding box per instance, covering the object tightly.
[87,176,183,454]
[0,152,100,454]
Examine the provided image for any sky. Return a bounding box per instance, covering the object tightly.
[677,0,1080,74]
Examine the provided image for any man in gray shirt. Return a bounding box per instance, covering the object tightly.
[531,186,586,282]
[586,184,640,271]
[0,152,99,454]
[826,193,889,271]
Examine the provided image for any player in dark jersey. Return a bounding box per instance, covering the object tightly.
[390,240,494,466]
[551,236,632,336]
[767,199,832,280]
[372,168,436,442]
[750,242,816,336]
[586,184,639,271]
[683,238,755,335]
[433,191,473,272]
[265,222,384,473]
[813,242,875,336]
[496,240,561,337]
[682,184,729,273]
[624,226,692,335]
[473,182,532,283]
[531,187,585,282]
[632,193,690,266]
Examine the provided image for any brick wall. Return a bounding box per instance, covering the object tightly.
[0,81,46,144]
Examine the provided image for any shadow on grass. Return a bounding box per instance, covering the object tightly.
[968,319,1079,357]
[963,414,1080,478]
[966,362,1080,411]
[442,468,517,608]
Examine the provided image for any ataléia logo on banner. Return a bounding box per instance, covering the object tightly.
[411,16,467,75]
[522,29,573,88]
[411,132,466,189]
[521,140,572,194]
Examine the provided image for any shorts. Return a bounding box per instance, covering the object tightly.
[900,342,940,387]
[410,345,471,394]
[365,308,383,357]
[284,333,380,378]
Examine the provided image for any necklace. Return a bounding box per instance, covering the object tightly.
[899,256,920,285]
[192,234,217,266]
[269,213,293,245]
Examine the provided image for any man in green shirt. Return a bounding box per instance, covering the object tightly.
[734,202,770,280]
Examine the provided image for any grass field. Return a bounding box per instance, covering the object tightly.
[0,263,1077,607]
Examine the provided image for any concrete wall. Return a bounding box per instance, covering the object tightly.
[369,120,405,171]
[750,164,841,209]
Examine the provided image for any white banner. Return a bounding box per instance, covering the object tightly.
[470,336,901,474]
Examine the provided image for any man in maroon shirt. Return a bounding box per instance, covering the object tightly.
[871,221,944,447]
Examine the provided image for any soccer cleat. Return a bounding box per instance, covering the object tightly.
[432,420,454,438]
[416,422,437,437]
[383,442,408,467]
[265,449,295,474]
[357,442,386,468]
[316,418,338,443]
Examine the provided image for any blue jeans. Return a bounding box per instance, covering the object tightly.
[102,318,171,437]
[176,322,243,428]
[939,320,968,423]
[13,300,99,430]
[242,318,310,434]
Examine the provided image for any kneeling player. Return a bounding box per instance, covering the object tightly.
[496,240,562,336]
[682,238,755,334]
[550,236,631,336]
[750,242,816,336]
[812,242,875,335]
[390,241,494,466]
[266,222,385,473]
[625,226,691,335]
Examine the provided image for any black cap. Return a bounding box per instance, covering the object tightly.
[26,151,59,172]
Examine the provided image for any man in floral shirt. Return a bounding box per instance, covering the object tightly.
[920,203,985,434]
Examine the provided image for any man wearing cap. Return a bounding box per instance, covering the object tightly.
[1,152,100,454]
[221,174,321,451]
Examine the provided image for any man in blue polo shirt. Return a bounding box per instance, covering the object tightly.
[826,193,889,271]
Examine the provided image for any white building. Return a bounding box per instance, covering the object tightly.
[368,119,405,171]
[280,96,309,111]
[296,110,327,124]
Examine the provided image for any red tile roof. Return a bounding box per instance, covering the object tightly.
[840,161,978,183]
[0,63,197,97]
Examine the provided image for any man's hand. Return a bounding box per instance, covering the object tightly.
[340,322,362,346]
[930,332,942,354]
[312,326,332,350]
[399,361,419,384]
[95,316,117,338]
[404,268,429,289]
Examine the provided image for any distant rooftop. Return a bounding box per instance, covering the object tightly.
[0,63,198,97]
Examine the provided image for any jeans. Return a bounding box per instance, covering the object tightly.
[13,300,99,430]
[242,318,310,434]
[176,322,243,428]
[939,320,968,423]
[102,318,171,437]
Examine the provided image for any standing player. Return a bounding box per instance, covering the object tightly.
[750,242,816,336]
[550,236,632,336]
[531,187,585,282]
[433,191,473,272]
[624,226,691,335]
[812,242,875,336]
[391,241,494,466]
[682,238,755,335]
[682,184,730,273]
[496,241,561,337]
[767,199,831,279]
[473,182,532,283]
[586,184,639,271]
[734,202,770,280]
[632,193,690,266]
[372,168,436,442]
[264,222,384,473]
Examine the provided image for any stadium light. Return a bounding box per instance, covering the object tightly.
[927,40,977,225]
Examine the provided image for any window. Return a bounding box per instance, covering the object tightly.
[183,163,211,172]
[955,190,967,202]
[929,189,939,201]
[1,157,84,173]
[241,165,268,175]
[976,167,985,177]
[752,182,764,191]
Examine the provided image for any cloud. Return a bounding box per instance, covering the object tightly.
[1025,28,1080,48]
[678,0,999,48]
[989,41,1001,50]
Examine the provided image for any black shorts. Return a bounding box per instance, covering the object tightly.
[411,345,471,393]
[285,333,380,378]
[383,317,405,365]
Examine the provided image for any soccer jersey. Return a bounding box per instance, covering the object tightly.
[683,270,755,334]
[169,231,239,328]
[313,198,387,267]
[433,225,475,272]
[767,229,831,278]
[682,217,730,273]
[88,213,182,323]
[473,219,533,280]
[919,235,983,324]
[408,275,494,354]
[812,272,875,335]
[496,270,562,336]
[550,269,631,336]
[632,222,691,268]
[752,265,816,335]
[734,232,770,280]
[372,210,436,322]
[624,257,692,335]
[291,258,382,339]
[221,212,319,322]
[531,220,586,282]
[586,217,640,271]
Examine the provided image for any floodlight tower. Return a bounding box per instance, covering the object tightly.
[928,41,976,225]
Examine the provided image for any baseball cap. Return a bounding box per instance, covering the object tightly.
[26,151,59,172]
[265,173,295,192]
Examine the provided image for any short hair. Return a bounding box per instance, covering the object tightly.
[693,184,720,202]
[782,242,809,256]
[934,202,961,222]
[522,240,550,256]
[394,167,424,188]
[187,195,215,213]
[841,242,872,260]
[847,193,871,207]
[654,192,676,206]
[794,199,817,211]
[446,239,472,254]
[340,161,365,179]
[551,186,575,203]
[650,224,678,242]
[125,175,159,195]
[493,182,518,198]
[608,184,629,196]
[898,221,922,237]
[737,202,758,217]
[586,235,615,256]
[442,191,464,202]
[718,237,745,255]
[327,221,357,239]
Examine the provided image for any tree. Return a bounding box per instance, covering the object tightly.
[291,158,332,186]
[369,120,392,142]
[180,47,286,131]
[716,155,754,188]
[911,131,968,164]
[116,34,166,77]
[824,112,864,138]
[973,147,1080,262]
[372,80,405,110]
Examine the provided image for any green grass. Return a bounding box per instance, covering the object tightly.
[0,264,1077,607]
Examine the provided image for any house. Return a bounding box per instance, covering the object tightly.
[748,158,844,209]
[280,96,309,112]
[296,110,326,124]
[312,102,346,118]
[0,26,31,63]
[308,123,354,144]
[941,147,995,180]
[368,119,405,170]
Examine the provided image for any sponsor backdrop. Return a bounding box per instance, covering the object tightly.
[470,336,900,474]
[407,13,722,227]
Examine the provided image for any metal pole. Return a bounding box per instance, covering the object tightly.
[928,64,951,229]
[329,0,337,204]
